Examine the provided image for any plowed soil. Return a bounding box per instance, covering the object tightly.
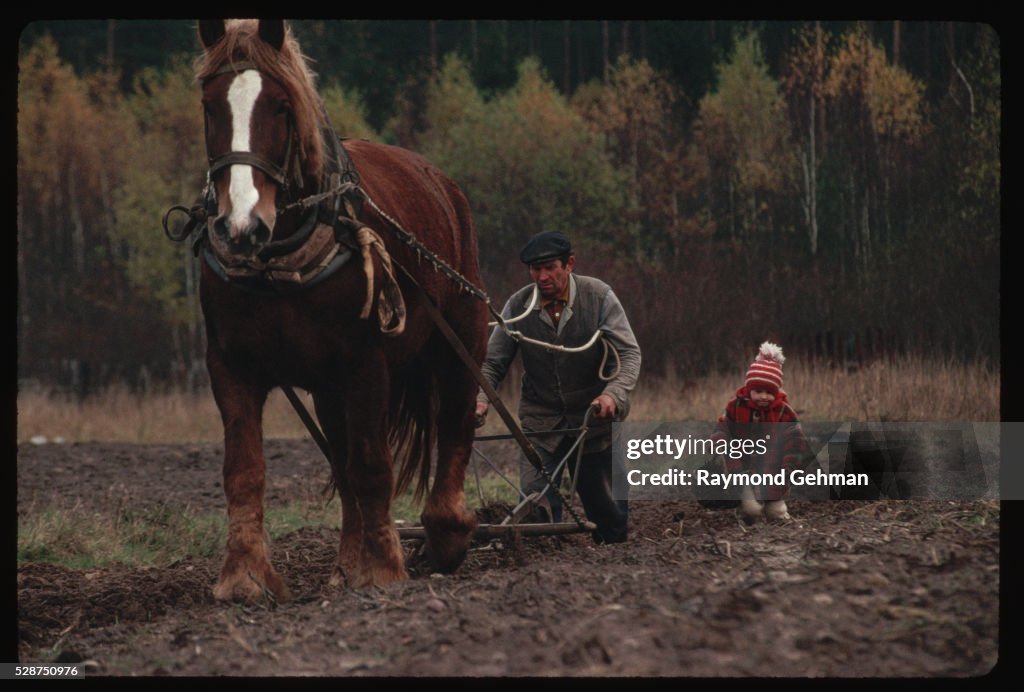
[17,439,1001,677]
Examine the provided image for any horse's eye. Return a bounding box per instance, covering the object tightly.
[277,103,291,117]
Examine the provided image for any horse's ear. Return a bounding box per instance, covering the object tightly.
[258,20,286,51]
[198,20,226,49]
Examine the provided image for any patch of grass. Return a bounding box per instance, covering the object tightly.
[388,469,523,524]
[18,472,522,570]
[18,504,227,570]
[264,499,339,538]
[954,499,1000,528]
[18,500,342,570]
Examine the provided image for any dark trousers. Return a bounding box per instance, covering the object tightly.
[519,434,629,543]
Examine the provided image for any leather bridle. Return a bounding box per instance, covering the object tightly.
[200,60,304,209]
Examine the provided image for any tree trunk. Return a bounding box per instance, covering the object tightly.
[562,20,571,94]
[602,21,609,83]
[171,321,185,390]
[576,23,585,87]
[809,77,818,256]
[106,19,116,69]
[502,20,509,71]
[630,118,640,210]
[893,20,901,66]
[861,188,871,272]
[847,171,857,272]
[816,22,827,156]
[429,21,438,80]
[17,199,29,376]
[470,20,478,71]
[728,178,735,240]
[67,160,86,276]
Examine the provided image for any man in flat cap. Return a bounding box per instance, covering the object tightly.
[475,231,642,543]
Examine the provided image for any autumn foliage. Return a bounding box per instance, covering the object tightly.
[17,22,999,393]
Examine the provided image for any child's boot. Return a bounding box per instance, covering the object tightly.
[765,499,791,522]
[739,485,763,524]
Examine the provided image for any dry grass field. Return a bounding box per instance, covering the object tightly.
[17,357,1000,445]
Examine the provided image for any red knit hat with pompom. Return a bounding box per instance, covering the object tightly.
[745,342,785,392]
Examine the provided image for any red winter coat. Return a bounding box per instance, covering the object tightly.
[713,387,810,501]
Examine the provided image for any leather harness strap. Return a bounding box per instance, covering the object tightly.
[208,151,290,187]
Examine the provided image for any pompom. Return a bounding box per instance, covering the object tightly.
[756,341,785,365]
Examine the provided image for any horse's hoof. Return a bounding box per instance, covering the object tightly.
[328,560,380,589]
[765,500,791,522]
[421,512,476,573]
[350,564,408,589]
[214,561,290,604]
[327,566,348,589]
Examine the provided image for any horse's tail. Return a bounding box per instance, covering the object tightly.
[390,359,438,503]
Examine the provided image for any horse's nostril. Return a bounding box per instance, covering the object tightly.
[252,222,271,246]
[209,214,270,257]
[212,215,230,241]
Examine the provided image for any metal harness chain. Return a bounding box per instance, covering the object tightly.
[361,193,491,303]
[362,190,621,376]
[276,180,359,217]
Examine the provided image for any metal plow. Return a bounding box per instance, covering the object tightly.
[282,385,598,543]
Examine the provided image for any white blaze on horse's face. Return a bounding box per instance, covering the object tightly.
[225,70,264,240]
[205,66,291,257]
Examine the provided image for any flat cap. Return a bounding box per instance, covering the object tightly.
[519,231,572,265]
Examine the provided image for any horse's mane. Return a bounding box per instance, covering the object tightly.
[195,20,327,180]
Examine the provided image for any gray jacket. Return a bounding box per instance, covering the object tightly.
[479,274,642,452]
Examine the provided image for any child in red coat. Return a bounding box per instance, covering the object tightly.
[714,342,809,522]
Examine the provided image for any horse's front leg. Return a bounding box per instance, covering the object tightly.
[207,349,289,603]
[344,351,407,587]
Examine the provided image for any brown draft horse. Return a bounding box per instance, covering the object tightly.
[194,19,487,601]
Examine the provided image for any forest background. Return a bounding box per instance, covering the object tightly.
[16,20,1000,400]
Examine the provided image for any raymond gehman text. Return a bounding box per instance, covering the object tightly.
[624,465,870,489]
